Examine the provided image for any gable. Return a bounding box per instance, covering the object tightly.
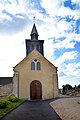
[13,49,57,71]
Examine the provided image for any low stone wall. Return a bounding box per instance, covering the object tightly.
[0,83,13,98]
[65,89,80,96]
[69,91,80,96]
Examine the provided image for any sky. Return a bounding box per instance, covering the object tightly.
[0,0,80,88]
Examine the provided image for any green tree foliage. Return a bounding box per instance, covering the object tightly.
[78,84,80,88]
[62,84,72,94]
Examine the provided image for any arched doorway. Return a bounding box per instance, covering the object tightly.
[30,80,42,100]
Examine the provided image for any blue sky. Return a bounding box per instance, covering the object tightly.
[0,0,80,88]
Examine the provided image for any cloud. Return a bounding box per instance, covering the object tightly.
[0,15,28,34]
[0,0,79,36]
[59,62,80,79]
[53,51,78,66]
[59,71,67,77]
[55,52,80,80]
[40,0,80,18]
[0,0,27,15]
[53,33,80,49]
[0,0,31,34]
[72,0,80,9]
[44,40,56,62]
[0,0,80,89]
[40,0,62,16]
[0,33,26,76]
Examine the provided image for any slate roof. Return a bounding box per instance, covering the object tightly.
[0,77,13,85]
[30,23,38,36]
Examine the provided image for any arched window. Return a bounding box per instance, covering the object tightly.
[31,60,41,71]
[37,62,41,70]
[31,62,35,70]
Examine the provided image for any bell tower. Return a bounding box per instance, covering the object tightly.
[25,23,44,56]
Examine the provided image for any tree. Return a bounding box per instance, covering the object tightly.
[78,84,80,88]
[65,84,72,90]
[62,85,66,94]
[62,84,72,94]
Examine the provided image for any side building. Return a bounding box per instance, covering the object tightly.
[0,77,13,98]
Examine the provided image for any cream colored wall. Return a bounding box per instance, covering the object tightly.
[13,50,58,100]
[13,73,18,97]
[53,74,58,97]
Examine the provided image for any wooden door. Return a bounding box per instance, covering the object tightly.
[30,80,42,100]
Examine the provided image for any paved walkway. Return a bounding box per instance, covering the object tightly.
[50,96,80,120]
[1,99,61,120]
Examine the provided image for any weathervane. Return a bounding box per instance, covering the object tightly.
[33,16,35,23]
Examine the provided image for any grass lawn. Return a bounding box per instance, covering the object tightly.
[0,97,24,117]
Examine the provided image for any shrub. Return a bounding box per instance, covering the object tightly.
[0,100,10,109]
[7,96,14,101]
[8,97,20,102]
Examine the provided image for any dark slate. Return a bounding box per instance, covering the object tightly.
[25,23,44,56]
[0,77,13,85]
[25,39,44,56]
[30,23,38,36]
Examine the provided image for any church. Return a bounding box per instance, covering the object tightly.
[13,23,58,100]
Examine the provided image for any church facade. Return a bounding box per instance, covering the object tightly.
[13,23,58,100]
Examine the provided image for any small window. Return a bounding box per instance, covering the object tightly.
[31,62,35,70]
[37,62,41,70]
[31,60,41,71]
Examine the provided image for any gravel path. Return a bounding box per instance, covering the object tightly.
[50,97,80,120]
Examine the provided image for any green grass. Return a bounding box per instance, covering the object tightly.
[0,97,24,117]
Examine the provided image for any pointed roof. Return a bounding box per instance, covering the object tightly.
[13,49,57,70]
[30,23,38,36]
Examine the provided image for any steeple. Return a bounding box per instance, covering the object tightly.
[25,23,44,56]
[30,23,39,40]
